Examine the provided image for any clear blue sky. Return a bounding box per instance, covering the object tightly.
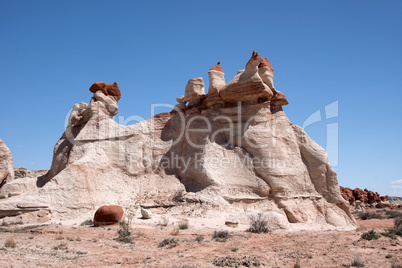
[0,1,401,196]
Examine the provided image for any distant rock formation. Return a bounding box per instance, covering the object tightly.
[389,196,402,206]
[0,53,356,229]
[339,186,394,209]
[0,139,14,188]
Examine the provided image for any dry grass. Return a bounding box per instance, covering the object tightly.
[4,238,16,248]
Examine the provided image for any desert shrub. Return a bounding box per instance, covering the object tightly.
[4,238,16,248]
[294,262,301,268]
[381,229,398,240]
[213,230,230,242]
[385,211,402,218]
[159,237,178,248]
[172,265,197,268]
[117,221,133,243]
[351,254,364,267]
[358,212,383,220]
[395,217,402,230]
[195,236,204,243]
[56,235,64,240]
[0,195,6,199]
[212,256,262,267]
[178,221,189,230]
[116,208,135,243]
[173,190,184,202]
[361,230,380,240]
[247,213,269,234]
[53,242,68,250]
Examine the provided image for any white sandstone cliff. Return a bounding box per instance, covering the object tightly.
[0,52,356,229]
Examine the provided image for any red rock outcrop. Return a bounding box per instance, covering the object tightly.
[259,57,273,71]
[340,186,389,207]
[339,186,355,205]
[89,82,121,101]
[94,205,124,226]
[210,62,224,73]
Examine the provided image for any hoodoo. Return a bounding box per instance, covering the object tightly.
[0,52,356,229]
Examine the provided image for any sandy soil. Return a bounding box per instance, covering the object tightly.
[0,210,401,268]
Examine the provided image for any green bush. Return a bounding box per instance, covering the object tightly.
[361,230,380,240]
[381,229,398,240]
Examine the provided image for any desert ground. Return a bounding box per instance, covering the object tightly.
[0,208,401,268]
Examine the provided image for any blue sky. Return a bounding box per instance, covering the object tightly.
[0,1,401,196]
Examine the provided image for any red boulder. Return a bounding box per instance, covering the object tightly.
[89,81,121,101]
[94,205,124,226]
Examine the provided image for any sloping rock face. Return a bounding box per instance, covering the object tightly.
[0,53,356,228]
[0,139,14,188]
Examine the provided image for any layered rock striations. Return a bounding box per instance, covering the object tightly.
[0,52,355,228]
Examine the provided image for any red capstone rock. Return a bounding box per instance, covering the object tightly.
[247,50,263,65]
[89,82,121,101]
[209,62,224,73]
[247,51,274,71]
[259,57,274,71]
[93,205,124,226]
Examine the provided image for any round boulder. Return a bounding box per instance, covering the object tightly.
[94,205,124,226]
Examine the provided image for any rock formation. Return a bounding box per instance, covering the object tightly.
[94,205,124,226]
[0,53,356,229]
[0,139,14,188]
[89,81,121,101]
[184,77,206,106]
[340,186,392,209]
